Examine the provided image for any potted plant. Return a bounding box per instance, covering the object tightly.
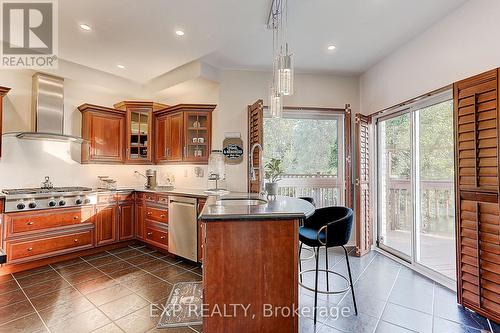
[264,158,285,196]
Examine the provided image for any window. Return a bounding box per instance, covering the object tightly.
[263,108,344,207]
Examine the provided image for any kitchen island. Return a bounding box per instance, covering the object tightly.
[199,195,315,333]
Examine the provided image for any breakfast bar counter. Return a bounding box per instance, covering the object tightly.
[199,195,314,333]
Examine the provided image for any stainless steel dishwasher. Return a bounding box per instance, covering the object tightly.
[168,196,198,261]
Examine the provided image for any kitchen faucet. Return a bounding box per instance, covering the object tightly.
[249,143,265,195]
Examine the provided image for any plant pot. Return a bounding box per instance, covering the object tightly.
[265,182,279,196]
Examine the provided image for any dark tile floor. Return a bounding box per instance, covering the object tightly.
[0,244,496,333]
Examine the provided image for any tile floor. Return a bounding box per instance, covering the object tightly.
[0,244,496,333]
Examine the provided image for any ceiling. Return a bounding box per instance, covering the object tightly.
[57,0,468,83]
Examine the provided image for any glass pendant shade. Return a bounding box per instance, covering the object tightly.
[278,53,294,96]
[269,86,283,119]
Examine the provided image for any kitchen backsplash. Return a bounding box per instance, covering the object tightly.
[0,136,209,190]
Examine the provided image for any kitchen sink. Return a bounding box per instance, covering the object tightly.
[216,198,268,206]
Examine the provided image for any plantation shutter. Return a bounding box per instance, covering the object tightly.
[454,69,500,323]
[354,113,372,256]
[248,99,264,193]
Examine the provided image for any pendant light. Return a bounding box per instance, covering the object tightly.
[268,0,294,118]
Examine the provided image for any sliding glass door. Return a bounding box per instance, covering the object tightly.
[378,113,413,259]
[376,92,456,282]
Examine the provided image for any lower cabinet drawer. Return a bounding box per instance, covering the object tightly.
[6,229,94,262]
[145,226,168,249]
[5,207,94,236]
[145,206,168,223]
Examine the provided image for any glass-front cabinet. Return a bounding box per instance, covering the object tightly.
[154,104,215,164]
[114,101,168,164]
[184,111,211,162]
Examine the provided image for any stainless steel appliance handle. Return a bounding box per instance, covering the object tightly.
[169,200,196,207]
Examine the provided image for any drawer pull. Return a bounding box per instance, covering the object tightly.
[73,216,79,220]
[147,232,153,236]
[27,221,34,225]
[74,239,78,242]
[160,214,166,218]
[27,247,33,252]
[147,212,152,215]
[160,236,165,240]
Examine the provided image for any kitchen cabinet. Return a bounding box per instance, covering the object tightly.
[155,112,184,162]
[114,101,168,164]
[454,68,500,323]
[0,86,10,159]
[154,104,215,164]
[197,199,206,263]
[79,104,126,164]
[95,204,118,246]
[119,202,135,241]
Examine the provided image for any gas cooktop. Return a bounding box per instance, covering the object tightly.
[2,187,96,212]
[2,186,93,195]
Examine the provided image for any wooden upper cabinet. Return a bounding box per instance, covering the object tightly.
[154,104,215,164]
[114,101,168,164]
[0,86,11,159]
[455,69,499,193]
[79,104,126,164]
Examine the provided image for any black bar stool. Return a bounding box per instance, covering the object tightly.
[298,206,358,324]
[298,197,316,282]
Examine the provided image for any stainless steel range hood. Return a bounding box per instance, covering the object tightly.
[14,73,84,143]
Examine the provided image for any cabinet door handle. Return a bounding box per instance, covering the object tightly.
[147,212,152,216]
[160,214,166,218]
[160,236,165,240]
[147,232,153,236]
[73,216,79,220]
[27,221,34,225]
[27,247,33,252]
[183,146,187,157]
[74,239,79,243]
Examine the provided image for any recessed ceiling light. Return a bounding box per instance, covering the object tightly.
[117,64,125,69]
[327,45,336,51]
[79,24,92,31]
[175,30,185,36]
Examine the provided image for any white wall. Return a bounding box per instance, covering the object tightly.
[360,0,500,114]
[0,65,358,192]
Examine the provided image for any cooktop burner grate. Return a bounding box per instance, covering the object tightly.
[2,187,93,195]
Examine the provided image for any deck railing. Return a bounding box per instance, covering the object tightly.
[277,174,343,208]
[385,179,455,235]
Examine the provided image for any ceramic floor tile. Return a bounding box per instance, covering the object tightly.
[0,313,47,333]
[48,308,111,333]
[12,266,53,279]
[98,293,149,321]
[29,286,83,311]
[0,274,14,285]
[375,320,416,333]
[387,275,434,314]
[50,257,86,269]
[136,259,172,272]
[0,280,20,295]
[98,261,134,275]
[54,262,94,276]
[381,303,432,333]
[113,249,144,260]
[0,300,36,324]
[114,305,157,333]
[38,296,96,327]
[322,312,379,333]
[433,316,484,333]
[64,268,108,285]
[134,281,173,303]
[74,275,117,295]
[90,322,124,333]
[86,283,133,306]
[0,289,27,307]
[124,254,157,266]
[16,270,61,288]
[86,255,122,267]
[21,276,71,298]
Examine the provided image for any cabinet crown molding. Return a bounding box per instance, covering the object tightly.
[78,103,125,115]
[114,101,169,111]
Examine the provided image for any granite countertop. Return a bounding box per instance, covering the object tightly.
[199,194,315,221]
[96,187,209,198]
